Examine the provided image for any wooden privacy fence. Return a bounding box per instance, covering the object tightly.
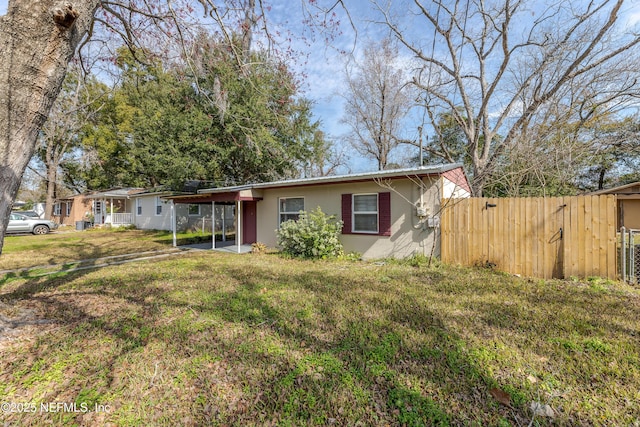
[440,195,617,279]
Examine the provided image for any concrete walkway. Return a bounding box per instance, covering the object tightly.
[181,241,253,254]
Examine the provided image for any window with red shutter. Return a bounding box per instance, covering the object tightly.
[341,193,352,234]
[341,192,391,236]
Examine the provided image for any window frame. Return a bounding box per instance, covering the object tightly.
[155,197,162,216]
[278,196,305,225]
[352,193,379,234]
[53,203,62,216]
[188,204,201,216]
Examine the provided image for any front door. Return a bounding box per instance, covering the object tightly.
[242,201,257,244]
[93,201,104,224]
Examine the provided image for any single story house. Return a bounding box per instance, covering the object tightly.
[166,163,470,259]
[55,188,144,227]
[591,182,640,230]
[54,188,212,232]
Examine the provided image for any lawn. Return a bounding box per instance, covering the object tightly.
[0,231,638,426]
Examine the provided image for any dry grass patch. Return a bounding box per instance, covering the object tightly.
[0,229,176,271]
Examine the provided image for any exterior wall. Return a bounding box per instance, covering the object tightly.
[620,199,640,229]
[52,201,72,225]
[58,196,93,226]
[133,195,212,232]
[255,176,445,259]
[442,177,471,199]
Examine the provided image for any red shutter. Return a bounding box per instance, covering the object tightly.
[379,192,391,236]
[341,193,352,234]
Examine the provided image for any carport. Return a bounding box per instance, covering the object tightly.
[165,186,263,254]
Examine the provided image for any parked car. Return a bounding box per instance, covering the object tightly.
[11,210,41,218]
[7,213,57,235]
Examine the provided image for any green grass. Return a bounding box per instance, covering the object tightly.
[0,231,639,426]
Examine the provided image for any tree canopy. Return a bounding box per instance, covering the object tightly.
[64,39,325,192]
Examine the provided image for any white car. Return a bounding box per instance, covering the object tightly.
[7,213,57,235]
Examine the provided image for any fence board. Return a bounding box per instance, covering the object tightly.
[441,195,617,279]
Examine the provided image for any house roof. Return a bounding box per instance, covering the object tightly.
[202,163,464,193]
[62,188,145,200]
[590,181,640,196]
[166,163,467,204]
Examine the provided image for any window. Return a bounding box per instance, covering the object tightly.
[188,204,200,216]
[279,197,304,224]
[66,202,71,216]
[94,201,102,215]
[341,192,391,236]
[352,194,378,233]
[53,203,61,216]
[155,197,162,216]
[136,199,142,216]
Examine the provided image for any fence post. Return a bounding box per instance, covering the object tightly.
[621,226,626,282]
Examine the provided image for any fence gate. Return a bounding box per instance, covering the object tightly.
[620,228,640,283]
[440,195,618,280]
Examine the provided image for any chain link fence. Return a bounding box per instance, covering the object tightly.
[620,228,640,284]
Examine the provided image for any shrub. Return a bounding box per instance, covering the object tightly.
[276,207,343,259]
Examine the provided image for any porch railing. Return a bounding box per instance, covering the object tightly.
[106,213,133,226]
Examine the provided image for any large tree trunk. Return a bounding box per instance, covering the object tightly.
[44,143,60,220]
[0,0,98,253]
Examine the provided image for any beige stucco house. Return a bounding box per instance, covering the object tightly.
[167,164,470,259]
[591,182,640,230]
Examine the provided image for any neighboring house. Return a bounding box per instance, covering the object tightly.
[53,187,209,232]
[130,190,211,232]
[56,188,144,227]
[167,164,470,259]
[591,182,640,229]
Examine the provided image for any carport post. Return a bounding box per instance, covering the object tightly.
[171,201,176,247]
[222,206,226,242]
[212,201,216,249]
[237,200,241,253]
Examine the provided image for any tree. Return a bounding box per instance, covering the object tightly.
[419,109,471,168]
[372,0,640,195]
[34,64,110,218]
[190,34,326,184]
[71,38,327,190]
[340,38,414,170]
[0,0,305,254]
[482,114,640,196]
